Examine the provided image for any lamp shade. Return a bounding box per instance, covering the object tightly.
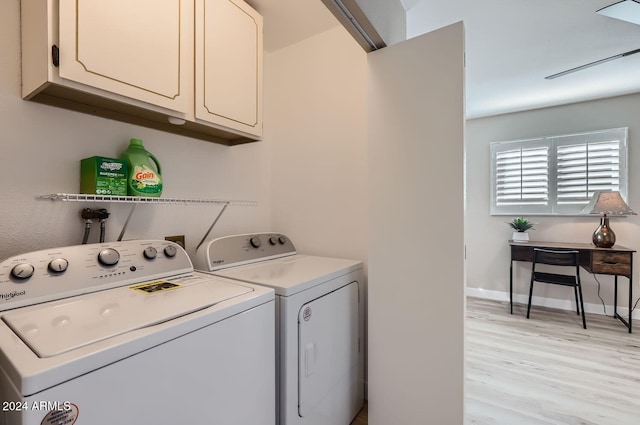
[580,191,637,216]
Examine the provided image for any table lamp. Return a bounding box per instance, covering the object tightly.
[580,191,636,248]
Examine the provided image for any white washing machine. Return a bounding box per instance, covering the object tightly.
[193,233,364,425]
[0,239,275,425]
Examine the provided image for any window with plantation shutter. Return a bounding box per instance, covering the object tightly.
[495,146,548,207]
[490,128,628,215]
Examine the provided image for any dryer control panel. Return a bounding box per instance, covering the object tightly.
[0,240,192,311]
[194,232,296,272]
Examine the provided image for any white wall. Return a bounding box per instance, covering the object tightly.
[0,0,270,262]
[265,26,368,263]
[368,22,465,424]
[466,93,640,317]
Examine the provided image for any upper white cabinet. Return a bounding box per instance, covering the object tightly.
[196,0,263,137]
[21,0,262,145]
[58,0,193,114]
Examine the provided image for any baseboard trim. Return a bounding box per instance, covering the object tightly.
[465,287,640,320]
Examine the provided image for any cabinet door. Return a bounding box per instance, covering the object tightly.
[58,0,193,113]
[195,0,263,137]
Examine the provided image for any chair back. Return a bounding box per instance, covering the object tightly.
[533,248,579,267]
[528,248,586,328]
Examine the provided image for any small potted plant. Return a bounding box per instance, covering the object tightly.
[509,217,534,242]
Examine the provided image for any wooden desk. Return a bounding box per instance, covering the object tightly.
[509,241,635,333]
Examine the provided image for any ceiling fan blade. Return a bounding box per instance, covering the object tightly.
[545,48,640,79]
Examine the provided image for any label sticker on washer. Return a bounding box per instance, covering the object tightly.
[130,281,180,294]
[40,403,78,425]
[302,306,312,321]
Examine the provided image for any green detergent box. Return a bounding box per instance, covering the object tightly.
[81,156,128,196]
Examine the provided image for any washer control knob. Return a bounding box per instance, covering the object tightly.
[48,258,69,273]
[164,245,178,258]
[11,263,35,280]
[143,246,158,260]
[98,248,120,266]
[269,236,278,245]
[278,236,287,245]
[250,236,262,248]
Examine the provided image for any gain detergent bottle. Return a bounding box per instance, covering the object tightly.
[120,138,163,197]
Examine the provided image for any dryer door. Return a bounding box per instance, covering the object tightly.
[298,281,359,419]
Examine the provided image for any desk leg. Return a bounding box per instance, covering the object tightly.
[614,275,618,318]
[630,272,633,333]
[613,274,633,333]
[510,259,513,314]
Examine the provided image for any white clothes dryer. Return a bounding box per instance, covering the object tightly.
[194,233,364,425]
[0,239,275,425]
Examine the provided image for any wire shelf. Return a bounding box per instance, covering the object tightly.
[37,193,258,207]
[38,193,258,243]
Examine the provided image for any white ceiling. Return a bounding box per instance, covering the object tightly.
[247,0,338,52]
[249,0,640,119]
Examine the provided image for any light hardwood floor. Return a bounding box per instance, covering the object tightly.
[466,297,640,424]
[350,401,367,425]
[354,297,640,424]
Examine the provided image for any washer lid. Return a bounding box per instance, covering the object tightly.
[213,255,362,296]
[1,275,251,358]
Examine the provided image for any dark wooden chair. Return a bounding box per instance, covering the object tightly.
[527,248,586,329]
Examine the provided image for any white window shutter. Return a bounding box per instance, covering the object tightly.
[557,141,620,205]
[495,146,548,207]
[491,127,627,215]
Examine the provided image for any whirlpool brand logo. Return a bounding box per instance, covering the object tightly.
[0,290,26,301]
[303,306,312,321]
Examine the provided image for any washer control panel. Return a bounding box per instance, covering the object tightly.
[194,233,296,272]
[0,240,192,312]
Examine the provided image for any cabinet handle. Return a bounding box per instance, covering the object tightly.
[52,45,59,67]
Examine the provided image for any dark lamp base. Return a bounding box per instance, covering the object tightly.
[592,215,615,248]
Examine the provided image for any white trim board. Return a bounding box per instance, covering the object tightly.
[466,287,640,321]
